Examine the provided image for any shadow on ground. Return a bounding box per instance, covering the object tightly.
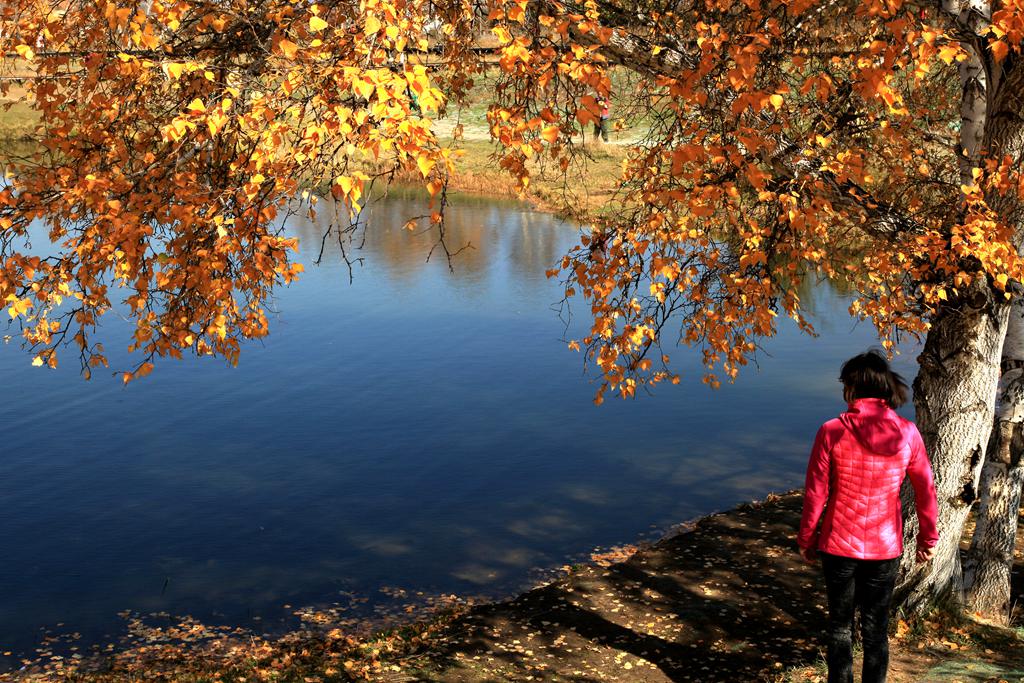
[413,491,825,682]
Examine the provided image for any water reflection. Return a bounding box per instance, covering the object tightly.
[287,190,569,298]
[0,190,917,664]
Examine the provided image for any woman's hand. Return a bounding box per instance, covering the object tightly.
[800,545,818,564]
[916,546,935,564]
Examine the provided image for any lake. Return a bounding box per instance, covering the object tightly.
[0,190,916,662]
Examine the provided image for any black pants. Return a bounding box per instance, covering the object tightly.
[820,552,899,683]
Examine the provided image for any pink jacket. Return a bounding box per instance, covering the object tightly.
[797,398,939,560]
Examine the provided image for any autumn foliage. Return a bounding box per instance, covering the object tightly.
[530,0,1024,403]
[0,0,462,380]
[1,0,1024,399]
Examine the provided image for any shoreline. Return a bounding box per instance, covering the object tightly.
[0,115,625,222]
[5,491,812,682]
[354,135,626,222]
[4,491,1024,681]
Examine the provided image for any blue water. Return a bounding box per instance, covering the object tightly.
[0,191,916,659]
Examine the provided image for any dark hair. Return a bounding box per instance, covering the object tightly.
[839,349,909,408]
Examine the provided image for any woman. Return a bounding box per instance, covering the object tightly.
[797,350,939,683]
[593,97,610,142]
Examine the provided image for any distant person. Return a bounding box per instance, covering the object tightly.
[797,350,938,683]
[594,96,610,142]
[408,86,421,115]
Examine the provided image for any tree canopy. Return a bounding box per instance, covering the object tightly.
[1,0,1023,394]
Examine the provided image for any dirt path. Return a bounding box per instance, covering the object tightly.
[410,492,825,682]
[401,492,1024,683]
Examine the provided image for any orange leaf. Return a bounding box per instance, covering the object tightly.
[278,39,298,60]
[991,40,1009,63]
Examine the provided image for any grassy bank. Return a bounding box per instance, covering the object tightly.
[5,492,1023,683]
[430,138,627,218]
[0,104,626,220]
[0,101,37,143]
[0,67,630,219]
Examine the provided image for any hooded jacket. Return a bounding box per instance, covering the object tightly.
[797,397,939,560]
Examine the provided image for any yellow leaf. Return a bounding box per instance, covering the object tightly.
[309,15,329,32]
[6,297,31,318]
[417,155,435,178]
[769,94,784,109]
[938,44,963,64]
[365,14,381,35]
[163,117,190,142]
[15,44,35,61]
[207,113,227,136]
[186,98,206,113]
[541,125,559,143]
[32,356,44,367]
[353,78,375,99]
[165,62,185,80]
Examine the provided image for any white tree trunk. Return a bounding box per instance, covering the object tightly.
[963,280,1024,625]
[895,286,1009,611]
[949,0,989,185]
[955,0,1024,619]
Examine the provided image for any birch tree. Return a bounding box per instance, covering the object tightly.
[964,298,1024,623]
